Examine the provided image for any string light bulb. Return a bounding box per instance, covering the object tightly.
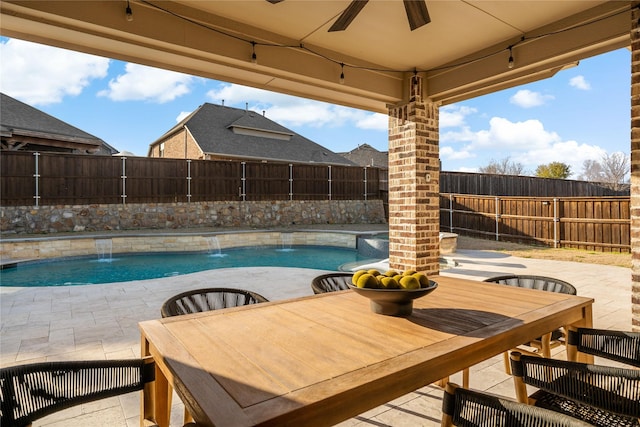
[339,63,345,84]
[251,42,257,64]
[125,0,133,22]
[508,46,514,69]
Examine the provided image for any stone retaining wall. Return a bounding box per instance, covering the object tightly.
[0,200,386,235]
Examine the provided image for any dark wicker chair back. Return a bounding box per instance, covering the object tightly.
[161,287,269,317]
[483,274,577,369]
[0,358,155,427]
[483,274,577,295]
[310,272,353,294]
[441,382,592,427]
[510,352,640,426]
[568,327,640,368]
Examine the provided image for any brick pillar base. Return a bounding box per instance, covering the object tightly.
[387,75,440,275]
[631,7,640,331]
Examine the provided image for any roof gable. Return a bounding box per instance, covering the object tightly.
[340,143,388,168]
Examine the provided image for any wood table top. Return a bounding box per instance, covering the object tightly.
[140,275,593,427]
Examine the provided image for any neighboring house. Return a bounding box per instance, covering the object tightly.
[339,143,388,169]
[0,93,117,155]
[148,103,354,166]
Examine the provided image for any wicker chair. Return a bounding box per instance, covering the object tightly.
[441,382,592,427]
[0,358,156,427]
[160,287,268,424]
[510,351,640,427]
[310,272,353,294]
[161,287,269,318]
[483,274,577,374]
[567,327,640,367]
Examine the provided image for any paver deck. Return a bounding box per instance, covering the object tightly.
[0,244,632,426]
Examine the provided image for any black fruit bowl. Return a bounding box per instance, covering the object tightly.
[348,280,438,316]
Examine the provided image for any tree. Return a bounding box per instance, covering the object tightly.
[600,152,629,191]
[579,152,629,191]
[535,162,571,179]
[478,157,525,175]
[579,159,603,182]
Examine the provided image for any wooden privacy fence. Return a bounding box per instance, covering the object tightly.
[0,151,381,206]
[440,193,631,252]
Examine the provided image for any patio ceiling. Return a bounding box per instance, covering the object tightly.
[0,1,632,113]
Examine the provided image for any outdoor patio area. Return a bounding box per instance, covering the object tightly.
[0,244,632,427]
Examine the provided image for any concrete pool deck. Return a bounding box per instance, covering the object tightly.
[0,235,633,426]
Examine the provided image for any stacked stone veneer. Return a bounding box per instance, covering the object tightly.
[1,231,358,261]
[0,200,385,235]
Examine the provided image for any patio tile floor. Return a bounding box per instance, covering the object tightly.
[0,246,632,426]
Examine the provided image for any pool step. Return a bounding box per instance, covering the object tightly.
[0,258,32,270]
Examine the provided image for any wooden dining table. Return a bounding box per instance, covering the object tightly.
[139,275,594,427]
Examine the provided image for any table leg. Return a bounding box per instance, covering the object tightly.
[569,304,594,364]
[154,365,171,427]
[141,336,171,427]
[141,337,156,426]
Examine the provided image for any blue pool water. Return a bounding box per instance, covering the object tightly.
[0,246,367,287]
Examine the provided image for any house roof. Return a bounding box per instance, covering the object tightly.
[154,103,355,166]
[340,144,389,169]
[1,93,111,152]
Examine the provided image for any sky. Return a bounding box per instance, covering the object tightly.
[0,37,631,178]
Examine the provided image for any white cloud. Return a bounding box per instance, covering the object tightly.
[473,117,559,150]
[355,113,388,131]
[0,38,109,105]
[569,75,591,90]
[442,115,607,176]
[440,145,473,160]
[456,166,479,173]
[98,63,196,103]
[206,83,384,129]
[509,89,554,108]
[519,140,605,175]
[440,105,477,128]
[176,111,191,122]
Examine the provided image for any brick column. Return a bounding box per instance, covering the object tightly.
[631,6,640,331]
[387,74,440,275]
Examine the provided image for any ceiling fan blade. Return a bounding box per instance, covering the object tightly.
[403,0,430,31]
[329,0,369,32]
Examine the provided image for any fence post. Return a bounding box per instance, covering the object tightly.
[553,197,559,248]
[33,152,40,207]
[289,163,293,201]
[495,196,500,241]
[449,193,453,232]
[120,156,127,205]
[363,167,368,201]
[328,165,332,200]
[186,159,192,203]
[240,161,246,201]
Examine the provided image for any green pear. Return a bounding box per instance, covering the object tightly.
[399,275,420,290]
[380,276,400,289]
[356,273,379,289]
[351,270,367,285]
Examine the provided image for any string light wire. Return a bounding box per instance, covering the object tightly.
[138,1,635,78]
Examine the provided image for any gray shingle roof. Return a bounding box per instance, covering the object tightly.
[0,93,105,147]
[158,103,354,166]
[339,143,388,168]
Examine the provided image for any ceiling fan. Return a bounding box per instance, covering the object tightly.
[266,0,431,32]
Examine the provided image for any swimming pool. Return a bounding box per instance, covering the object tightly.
[0,246,369,287]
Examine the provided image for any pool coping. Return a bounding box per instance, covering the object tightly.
[0,226,390,266]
